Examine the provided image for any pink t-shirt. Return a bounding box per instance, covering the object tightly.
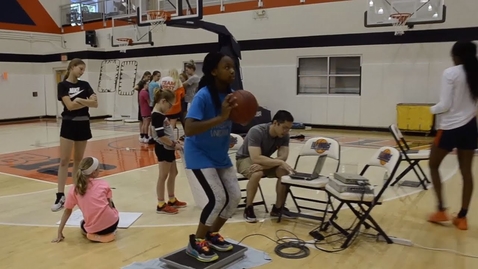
[139,89,152,117]
[65,179,119,234]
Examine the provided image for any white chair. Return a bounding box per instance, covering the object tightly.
[181,133,268,212]
[230,133,269,213]
[389,124,430,189]
[180,151,209,209]
[278,137,341,223]
[323,146,402,249]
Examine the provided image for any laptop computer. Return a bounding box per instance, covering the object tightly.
[289,155,327,181]
[333,172,369,184]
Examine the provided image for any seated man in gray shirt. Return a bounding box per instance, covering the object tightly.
[236,110,295,223]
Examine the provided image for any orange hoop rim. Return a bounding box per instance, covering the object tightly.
[116,38,133,46]
[390,13,412,23]
[147,10,171,21]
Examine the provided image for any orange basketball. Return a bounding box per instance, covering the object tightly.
[229,90,259,125]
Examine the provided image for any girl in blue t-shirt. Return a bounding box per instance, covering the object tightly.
[183,52,240,263]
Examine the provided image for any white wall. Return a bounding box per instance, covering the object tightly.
[38,0,67,27]
[0,0,476,127]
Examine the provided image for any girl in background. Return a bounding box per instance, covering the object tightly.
[138,80,153,143]
[179,72,189,136]
[151,89,187,214]
[53,157,119,243]
[428,40,478,231]
[162,69,185,132]
[53,58,98,212]
[183,52,240,263]
[183,60,200,110]
[134,71,151,142]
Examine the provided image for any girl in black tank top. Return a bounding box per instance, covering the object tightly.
[52,58,98,212]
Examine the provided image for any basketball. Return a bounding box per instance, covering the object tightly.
[229,90,259,125]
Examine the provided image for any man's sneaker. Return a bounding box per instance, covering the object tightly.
[270,204,297,219]
[206,231,233,252]
[156,204,178,214]
[51,192,65,212]
[243,206,258,223]
[168,198,187,208]
[186,234,219,263]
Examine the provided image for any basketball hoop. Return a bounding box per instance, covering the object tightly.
[147,10,171,31]
[116,38,133,53]
[390,13,412,36]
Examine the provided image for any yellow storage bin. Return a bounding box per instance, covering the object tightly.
[396,103,434,132]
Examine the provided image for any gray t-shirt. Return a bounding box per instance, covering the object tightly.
[151,111,176,150]
[184,74,200,103]
[236,123,290,160]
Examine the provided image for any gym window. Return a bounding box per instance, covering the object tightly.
[297,56,362,95]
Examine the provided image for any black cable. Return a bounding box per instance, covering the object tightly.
[237,230,310,259]
[235,182,379,257]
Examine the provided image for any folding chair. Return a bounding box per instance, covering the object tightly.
[322,146,402,248]
[278,137,341,223]
[389,124,431,190]
[229,133,269,213]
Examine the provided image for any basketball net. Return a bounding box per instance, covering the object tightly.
[116,38,132,53]
[390,13,411,36]
[147,10,171,32]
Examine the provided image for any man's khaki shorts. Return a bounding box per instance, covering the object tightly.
[236,157,277,178]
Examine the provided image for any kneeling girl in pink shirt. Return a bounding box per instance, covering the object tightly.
[52,156,119,243]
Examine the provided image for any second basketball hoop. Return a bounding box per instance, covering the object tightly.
[116,38,133,53]
[147,10,171,31]
[390,13,412,36]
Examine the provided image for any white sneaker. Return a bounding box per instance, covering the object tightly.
[51,193,65,212]
[141,137,149,143]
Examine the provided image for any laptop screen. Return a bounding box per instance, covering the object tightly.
[311,154,327,176]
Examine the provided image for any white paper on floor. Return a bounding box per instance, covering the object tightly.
[56,209,142,229]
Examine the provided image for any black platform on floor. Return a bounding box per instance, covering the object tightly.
[160,244,248,269]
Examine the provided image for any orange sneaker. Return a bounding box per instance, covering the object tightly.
[157,204,178,214]
[428,211,450,223]
[452,216,468,230]
[169,198,187,208]
[87,232,115,243]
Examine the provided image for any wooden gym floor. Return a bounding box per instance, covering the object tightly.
[0,119,477,269]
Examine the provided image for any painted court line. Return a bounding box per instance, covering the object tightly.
[0,172,57,185]
[0,163,458,229]
[0,188,57,199]
[0,163,160,199]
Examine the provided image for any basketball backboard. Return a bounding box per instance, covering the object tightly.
[365,0,446,28]
[136,0,203,27]
[111,14,153,48]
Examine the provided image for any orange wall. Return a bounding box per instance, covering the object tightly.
[0,0,60,34]
[0,0,346,34]
[62,0,347,34]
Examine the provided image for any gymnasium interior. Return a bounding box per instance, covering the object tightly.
[0,0,478,268]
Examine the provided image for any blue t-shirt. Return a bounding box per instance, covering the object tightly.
[148,81,159,107]
[184,87,233,170]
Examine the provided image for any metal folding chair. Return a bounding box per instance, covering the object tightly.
[278,137,341,224]
[389,124,430,189]
[322,146,403,248]
[229,133,269,213]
